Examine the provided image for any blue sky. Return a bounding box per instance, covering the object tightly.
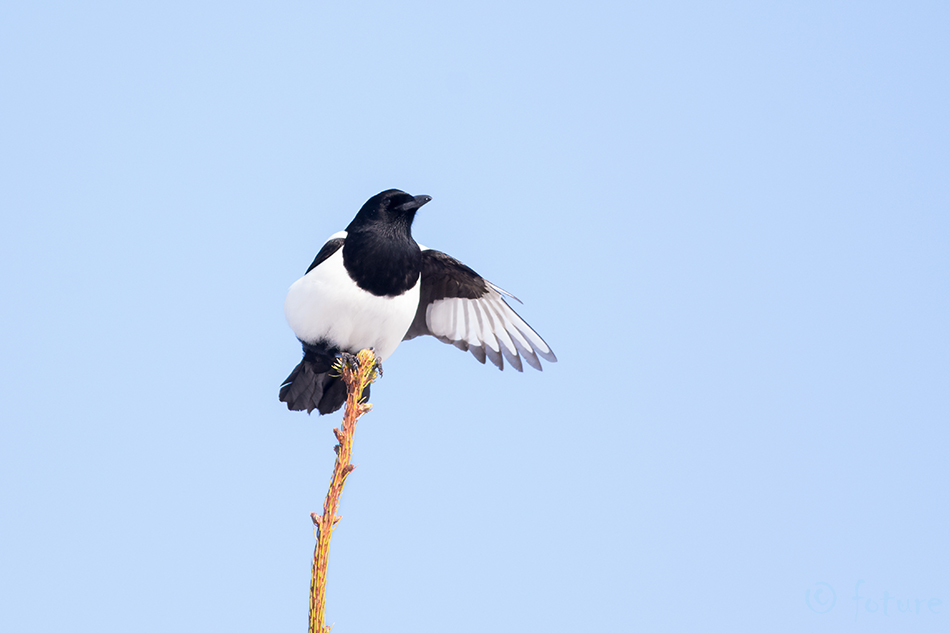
[2,2,948,632]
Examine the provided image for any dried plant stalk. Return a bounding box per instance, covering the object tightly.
[308,349,380,633]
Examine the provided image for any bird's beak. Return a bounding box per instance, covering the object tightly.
[414,195,432,208]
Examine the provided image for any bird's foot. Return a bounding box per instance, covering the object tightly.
[336,349,382,381]
[338,352,360,373]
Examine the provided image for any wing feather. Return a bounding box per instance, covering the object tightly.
[405,249,556,371]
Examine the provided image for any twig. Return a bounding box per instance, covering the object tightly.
[308,349,380,633]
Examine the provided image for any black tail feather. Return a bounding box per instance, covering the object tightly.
[278,344,371,415]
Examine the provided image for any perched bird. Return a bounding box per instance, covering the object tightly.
[280,189,557,414]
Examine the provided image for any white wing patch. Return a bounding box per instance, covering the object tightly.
[424,284,557,372]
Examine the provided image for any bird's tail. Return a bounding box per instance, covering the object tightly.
[278,343,370,415]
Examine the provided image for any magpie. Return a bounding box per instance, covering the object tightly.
[279,189,557,414]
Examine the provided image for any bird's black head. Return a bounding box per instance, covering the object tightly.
[342,190,431,296]
[346,189,432,236]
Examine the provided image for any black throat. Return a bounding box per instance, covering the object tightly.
[342,227,422,297]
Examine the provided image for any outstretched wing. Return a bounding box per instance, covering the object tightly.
[404,249,557,371]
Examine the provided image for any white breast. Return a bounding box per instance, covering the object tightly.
[284,235,420,361]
